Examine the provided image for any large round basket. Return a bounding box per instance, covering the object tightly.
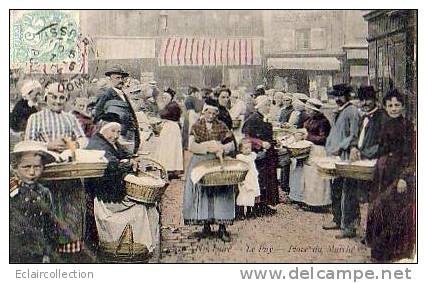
[125,158,168,204]
[314,158,338,179]
[98,224,151,263]
[232,119,241,129]
[40,162,108,181]
[335,161,376,181]
[286,142,312,158]
[194,159,249,187]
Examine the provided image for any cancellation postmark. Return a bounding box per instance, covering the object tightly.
[11,10,80,66]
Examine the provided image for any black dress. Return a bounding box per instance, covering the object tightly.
[10,99,38,132]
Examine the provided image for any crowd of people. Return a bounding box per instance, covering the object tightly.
[10,64,416,263]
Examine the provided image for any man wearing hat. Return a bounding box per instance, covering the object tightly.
[350,86,388,243]
[10,141,59,263]
[350,86,388,162]
[93,65,140,153]
[324,84,361,238]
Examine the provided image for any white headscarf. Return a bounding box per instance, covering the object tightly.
[20,80,42,100]
[202,103,219,113]
[99,122,121,136]
[254,95,270,109]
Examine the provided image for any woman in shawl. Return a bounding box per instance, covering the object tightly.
[242,95,279,216]
[152,88,183,177]
[366,89,416,262]
[214,87,233,130]
[85,113,159,259]
[183,98,236,242]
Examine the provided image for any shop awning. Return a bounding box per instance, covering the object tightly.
[267,57,341,71]
[158,37,262,66]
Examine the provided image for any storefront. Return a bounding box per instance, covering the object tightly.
[266,56,342,101]
[364,10,417,117]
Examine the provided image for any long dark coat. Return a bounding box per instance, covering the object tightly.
[242,112,279,206]
[366,116,416,262]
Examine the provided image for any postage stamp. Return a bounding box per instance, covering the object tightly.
[10,10,80,66]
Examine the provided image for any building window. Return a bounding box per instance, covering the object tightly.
[296,29,310,50]
[311,28,327,50]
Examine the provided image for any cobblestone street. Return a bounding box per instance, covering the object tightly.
[159,179,371,263]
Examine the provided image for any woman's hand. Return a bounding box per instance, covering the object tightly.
[207,141,222,153]
[350,148,361,162]
[397,179,407,193]
[130,159,139,172]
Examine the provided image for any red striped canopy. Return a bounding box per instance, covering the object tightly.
[158,37,262,66]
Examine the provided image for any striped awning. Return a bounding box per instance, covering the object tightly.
[158,37,262,66]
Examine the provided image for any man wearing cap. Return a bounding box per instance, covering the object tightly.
[350,86,388,162]
[324,84,361,239]
[10,141,60,263]
[349,86,388,243]
[93,65,140,153]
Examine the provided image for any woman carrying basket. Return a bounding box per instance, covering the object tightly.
[85,113,160,260]
[183,98,236,242]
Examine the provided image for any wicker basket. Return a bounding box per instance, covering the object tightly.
[314,159,337,179]
[232,119,241,129]
[124,158,168,204]
[40,162,108,181]
[273,127,288,140]
[286,141,312,158]
[335,162,376,181]
[194,159,249,187]
[98,224,150,263]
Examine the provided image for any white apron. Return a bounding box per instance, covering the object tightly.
[94,197,159,252]
[152,120,183,171]
[302,145,332,206]
[236,153,260,207]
